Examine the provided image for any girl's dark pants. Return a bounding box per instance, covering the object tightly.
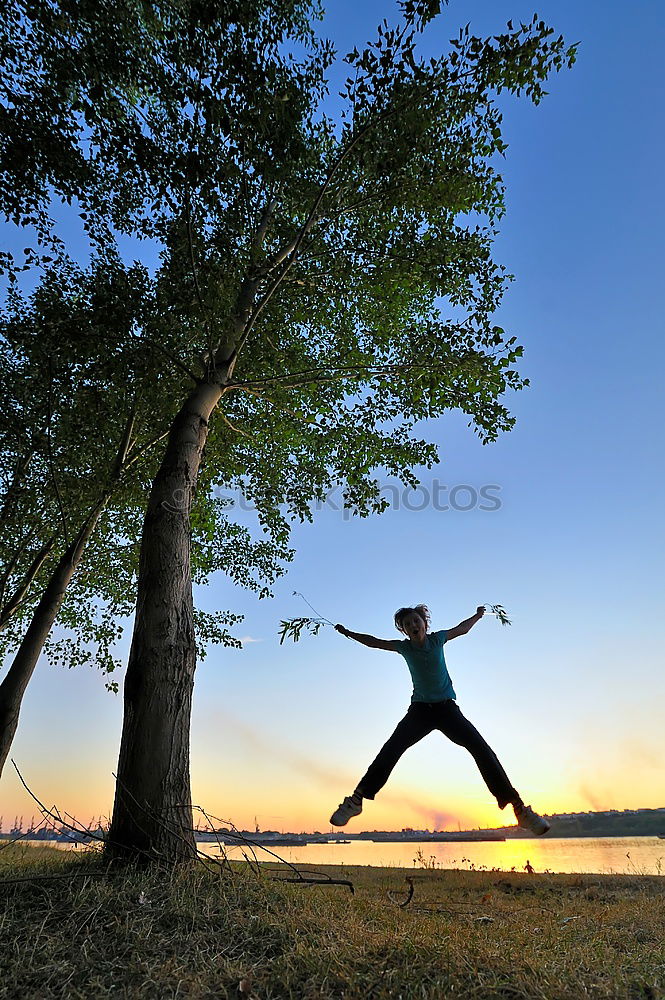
[357,700,520,809]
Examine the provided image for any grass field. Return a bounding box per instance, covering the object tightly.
[1,845,663,998]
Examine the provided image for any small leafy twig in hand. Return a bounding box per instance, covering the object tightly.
[483,603,512,626]
[278,616,328,644]
[278,592,335,643]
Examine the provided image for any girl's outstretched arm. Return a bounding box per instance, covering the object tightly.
[446,606,485,641]
[335,624,400,651]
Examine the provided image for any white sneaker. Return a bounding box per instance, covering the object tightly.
[330,795,363,826]
[515,804,550,836]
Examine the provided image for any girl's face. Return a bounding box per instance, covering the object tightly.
[402,612,427,644]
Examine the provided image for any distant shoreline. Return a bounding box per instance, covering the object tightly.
[2,832,664,846]
[2,806,663,845]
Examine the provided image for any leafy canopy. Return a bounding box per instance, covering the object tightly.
[1,0,576,634]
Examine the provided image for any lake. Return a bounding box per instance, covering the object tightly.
[198,836,665,876]
[19,836,664,875]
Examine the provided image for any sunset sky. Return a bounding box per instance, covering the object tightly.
[2,0,664,834]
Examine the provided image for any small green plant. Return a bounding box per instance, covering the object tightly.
[413,848,439,870]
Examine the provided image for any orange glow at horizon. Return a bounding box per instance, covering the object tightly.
[2,762,665,836]
[2,698,664,834]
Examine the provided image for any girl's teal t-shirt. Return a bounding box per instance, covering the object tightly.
[396,629,456,703]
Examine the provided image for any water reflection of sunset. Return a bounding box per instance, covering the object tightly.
[198,838,665,877]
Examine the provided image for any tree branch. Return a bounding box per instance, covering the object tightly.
[229,354,478,391]
[250,194,279,259]
[0,536,57,631]
[142,337,200,383]
[0,529,36,604]
[224,88,422,372]
[122,428,171,472]
[46,355,69,547]
[184,191,216,370]
[218,409,251,438]
[223,384,319,423]
[111,410,137,479]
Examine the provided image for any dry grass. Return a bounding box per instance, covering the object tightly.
[0,845,663,998]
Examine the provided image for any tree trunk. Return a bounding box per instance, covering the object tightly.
[107,381,222,864]
[0,504,106,779]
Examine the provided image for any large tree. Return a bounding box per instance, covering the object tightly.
[1,0,575,861]
[107,4,574,861]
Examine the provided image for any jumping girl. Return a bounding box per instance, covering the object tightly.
[330,604,550,836]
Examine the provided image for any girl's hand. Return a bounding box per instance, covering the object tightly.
[476,606,486,618]
[335,624,349,636]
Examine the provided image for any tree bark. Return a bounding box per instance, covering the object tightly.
[0,504,106,779]
[107,381,222,864]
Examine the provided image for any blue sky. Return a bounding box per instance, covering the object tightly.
[2,0,664,832]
